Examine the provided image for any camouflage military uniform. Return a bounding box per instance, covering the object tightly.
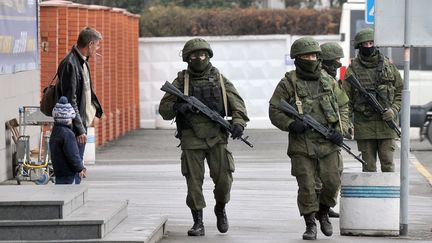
[269,37,349,240]
[343,28,403,172]
[316,42,349,218]
[159,38,249,236]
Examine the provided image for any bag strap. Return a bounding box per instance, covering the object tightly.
[52,71,63,97]
[49,73,58,85]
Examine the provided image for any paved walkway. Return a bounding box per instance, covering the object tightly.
[88,129,432,243]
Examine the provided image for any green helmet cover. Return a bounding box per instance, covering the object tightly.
[320,42,344,60]
[182,38,213,62]
[354,28,374,49]
[290,37,321,59]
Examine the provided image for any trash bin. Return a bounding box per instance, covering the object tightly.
[340,172,400,236]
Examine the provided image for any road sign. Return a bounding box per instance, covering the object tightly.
[365,0,375,24]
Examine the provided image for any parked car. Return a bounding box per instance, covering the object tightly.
[411,101,432,144]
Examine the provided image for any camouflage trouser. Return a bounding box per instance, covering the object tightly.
[290,152,343,215]
[181,144,235,211]
[357,139,395,172]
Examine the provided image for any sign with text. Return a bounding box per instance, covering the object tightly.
[0,0,39,75]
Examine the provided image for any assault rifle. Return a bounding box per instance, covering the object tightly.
[345,75,401,137]
[279,100,366,165]
[161,81,253,148]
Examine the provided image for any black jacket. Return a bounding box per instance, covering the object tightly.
[56,46,103,136]
[49,124,85,177]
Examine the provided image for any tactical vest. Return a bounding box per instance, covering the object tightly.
[351,57,397,118]
[286,71,340,129]
[177,67,226,117]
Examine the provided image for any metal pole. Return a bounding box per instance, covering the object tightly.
[400,0,410,236]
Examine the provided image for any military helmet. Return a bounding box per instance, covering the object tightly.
[290,37,321,59]
[354,28,374,49]
[320,42,344,60]
[182,38,213,62]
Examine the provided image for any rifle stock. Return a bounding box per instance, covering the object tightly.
[345,75,401,137]
[279,100,366,165]
[161,81,253,148]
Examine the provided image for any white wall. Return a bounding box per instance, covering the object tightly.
[139,34,340,129]
[0,70,40,182]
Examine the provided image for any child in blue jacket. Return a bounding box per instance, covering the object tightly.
[49,96,86,184]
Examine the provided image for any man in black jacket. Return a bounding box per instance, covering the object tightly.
[56,27,103,183]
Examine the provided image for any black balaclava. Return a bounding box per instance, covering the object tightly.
[359,46,376,57]
[295,58,321,81]
[188,50,210,73]
[322,60,342,78]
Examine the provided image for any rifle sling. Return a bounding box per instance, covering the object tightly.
[375,53,384,87]
[219,73,228,118]
[290,73,304,115]
[183,72,190,96]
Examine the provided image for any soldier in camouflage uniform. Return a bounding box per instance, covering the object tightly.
[320,42,352,139]
[343,28,403,172]
[159,38,249,237]
[269,37,350,240]
[320,42,344,81]
[316,42,350,218]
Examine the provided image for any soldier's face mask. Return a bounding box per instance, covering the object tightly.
[295,58,320,73]
[359,46,376,57]
[189,50,209,72]
[322,60,342,78]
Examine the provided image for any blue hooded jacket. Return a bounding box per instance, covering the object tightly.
[49,124,84,177]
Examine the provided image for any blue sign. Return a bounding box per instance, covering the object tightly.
[365,0,375,24]
[0,0,38,75]
[285,54,294,66]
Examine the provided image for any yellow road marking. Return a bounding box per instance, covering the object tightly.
[411,158,432,186]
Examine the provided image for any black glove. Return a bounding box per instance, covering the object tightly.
[174,103,195,115]
[288,120,306,134]
[231,123,244,139]
[328,129,344,145]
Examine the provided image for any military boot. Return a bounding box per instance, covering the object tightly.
[302,213,317,240]
[187,209,205,236]
[214,202,229,233]
[328,208,339,218]
[316,204,333,236]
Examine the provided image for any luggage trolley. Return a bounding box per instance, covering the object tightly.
[14,106,54,185]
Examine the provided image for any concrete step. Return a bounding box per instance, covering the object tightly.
[102,214,167,243]
[0,214,168,243]
[0,185,88,220]
[0,200,128,241]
